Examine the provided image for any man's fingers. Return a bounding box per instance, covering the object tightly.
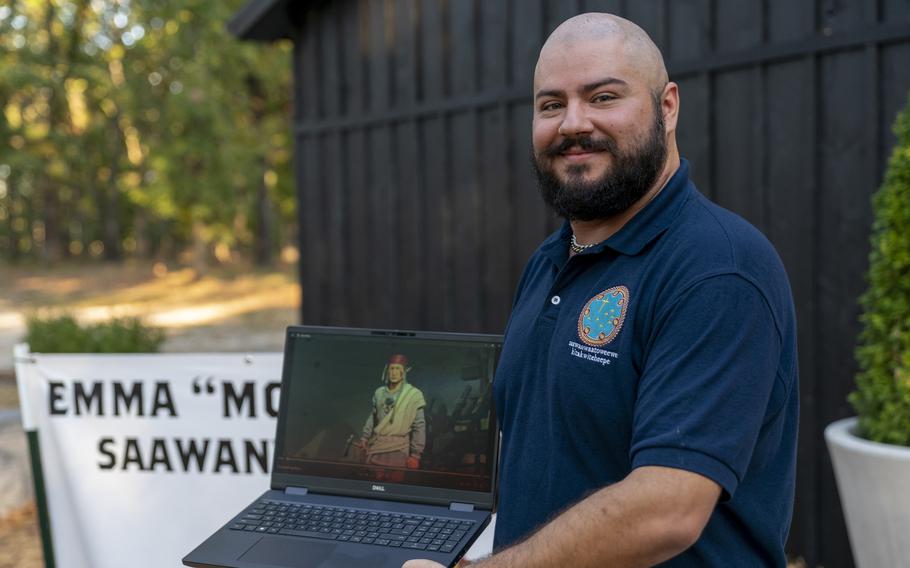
[402,560,446,568]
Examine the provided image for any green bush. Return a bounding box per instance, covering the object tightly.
[25,314,166,354]
[850,94,910,446]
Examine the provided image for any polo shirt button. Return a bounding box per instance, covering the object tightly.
[551,295,561,305]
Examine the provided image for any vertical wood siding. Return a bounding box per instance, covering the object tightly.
[289,1,910,565]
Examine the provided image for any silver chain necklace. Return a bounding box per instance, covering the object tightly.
[570,234,600,254]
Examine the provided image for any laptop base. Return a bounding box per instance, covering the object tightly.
[183,489,491,568]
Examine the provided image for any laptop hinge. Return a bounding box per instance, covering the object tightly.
[285,487,308,496]
[449,502,474,512]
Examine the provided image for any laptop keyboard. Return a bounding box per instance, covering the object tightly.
[229,499,476,554]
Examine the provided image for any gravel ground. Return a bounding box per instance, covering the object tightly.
[0,373,38,568]
[0,372,37,567]
[0,376,16,409]
[0,503,43,568]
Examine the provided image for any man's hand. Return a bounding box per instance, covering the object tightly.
[406,455,421,469]
[403,560,470,568]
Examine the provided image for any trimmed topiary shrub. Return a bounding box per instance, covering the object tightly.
[849,95,910,446]
[24,313,166,354]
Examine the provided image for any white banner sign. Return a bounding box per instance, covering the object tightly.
[15,345,280,568]
[13,345,496,568]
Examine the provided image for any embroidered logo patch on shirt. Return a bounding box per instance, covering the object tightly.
[577,286,629,346]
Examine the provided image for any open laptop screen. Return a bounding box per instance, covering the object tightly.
[274,329,501,494]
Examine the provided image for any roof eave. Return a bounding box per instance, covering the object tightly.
[227,0,293,41]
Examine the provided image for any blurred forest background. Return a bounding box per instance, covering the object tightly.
[1,5,298,561]
[0,0,296,268]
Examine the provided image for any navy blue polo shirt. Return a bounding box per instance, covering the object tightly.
[493,160,798,566]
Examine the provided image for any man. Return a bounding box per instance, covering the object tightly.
[407,12,797,568]
[360,354,426,470]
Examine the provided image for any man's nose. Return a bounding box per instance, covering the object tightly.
[558,101,594,137]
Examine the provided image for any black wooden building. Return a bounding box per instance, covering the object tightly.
[229,1,910,566]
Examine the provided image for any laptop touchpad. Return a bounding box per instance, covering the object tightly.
[240,537,390,567]
[240,538,336,567]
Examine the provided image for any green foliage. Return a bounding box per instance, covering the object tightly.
[0,1,294,263]
[850,94,910,446]
[25,314,166,353]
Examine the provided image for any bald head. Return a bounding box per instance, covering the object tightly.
[536,13,668,95]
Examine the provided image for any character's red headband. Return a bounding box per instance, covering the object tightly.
[388,354,409,366]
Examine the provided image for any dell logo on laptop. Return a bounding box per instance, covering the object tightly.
[371,484,386,492]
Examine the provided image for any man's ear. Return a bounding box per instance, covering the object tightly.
[661,82,680,135]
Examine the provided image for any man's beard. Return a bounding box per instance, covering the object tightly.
[532,108,667,221]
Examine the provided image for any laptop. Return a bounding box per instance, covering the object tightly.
[184,325,502,568]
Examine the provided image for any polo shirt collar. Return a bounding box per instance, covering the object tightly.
[601,159,692,256]
[541,159,693,264]
[539,218,573,267]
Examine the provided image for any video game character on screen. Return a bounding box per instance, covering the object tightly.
[355,354,426,475]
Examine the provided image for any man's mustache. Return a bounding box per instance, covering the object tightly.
[544,136,618,158]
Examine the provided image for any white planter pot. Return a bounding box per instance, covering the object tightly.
[825,417,910,568]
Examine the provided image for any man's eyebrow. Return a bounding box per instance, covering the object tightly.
[534,77,629,100]
[535,88,564,100]
[581,77,628,92]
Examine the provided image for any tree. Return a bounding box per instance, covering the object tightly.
[0,0,294,265]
